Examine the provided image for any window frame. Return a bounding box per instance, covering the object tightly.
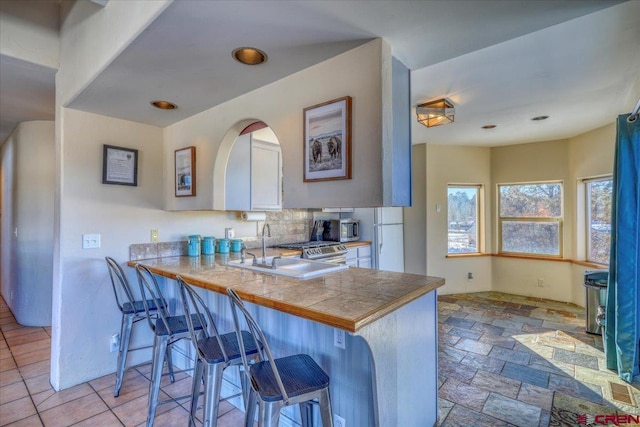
[497,181,564,257]
[584,176,612,265]
[447,184,483,255]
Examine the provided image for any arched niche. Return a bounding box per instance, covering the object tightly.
[213,119,283,211]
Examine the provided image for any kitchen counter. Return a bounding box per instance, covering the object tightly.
[127,251,442,332]
[128,252,443,426]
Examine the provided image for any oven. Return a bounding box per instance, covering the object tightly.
[276,241,348,264]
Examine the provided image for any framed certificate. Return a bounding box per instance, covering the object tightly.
[102,145,138,186]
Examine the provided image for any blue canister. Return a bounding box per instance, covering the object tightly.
[202,236,215,255]
[188,235,201,257]
[217,238,230,254]
[230,239,243,252]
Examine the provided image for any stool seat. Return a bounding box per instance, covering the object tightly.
[198,330,259,364]
[250,354,330,402]
[122,299,164,315]
[154,314,204,336]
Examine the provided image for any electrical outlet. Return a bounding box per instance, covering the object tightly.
[82,234,101,249]
[537,278,544,287]
[334,328,346,349]
[225,228,235,239]
[334,414,346,427]
[151,229,159,243]
[467,272,474,281]
[110,333,120,352]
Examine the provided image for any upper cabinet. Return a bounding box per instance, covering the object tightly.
[225,126,282,211]
[164,40,410,211]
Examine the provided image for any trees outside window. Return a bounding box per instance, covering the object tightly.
[586,177,612,265]
[448,185,481,254]
[498,182,563,256]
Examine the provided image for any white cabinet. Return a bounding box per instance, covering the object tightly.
[346,244,371,269]
[225,132,282,211]
[251,139,281,210]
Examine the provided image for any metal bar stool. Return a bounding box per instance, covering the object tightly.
[136,264,205,427]
[105,257,168,398]
[177,276,261,427]
[227,288,333,427]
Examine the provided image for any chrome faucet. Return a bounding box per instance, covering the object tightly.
[261,223,270,266]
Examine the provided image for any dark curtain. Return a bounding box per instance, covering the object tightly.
[605,113,640,382]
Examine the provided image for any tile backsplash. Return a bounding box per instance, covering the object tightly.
[130,209,312,260]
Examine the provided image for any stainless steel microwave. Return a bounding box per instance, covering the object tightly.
[322,219,360,242]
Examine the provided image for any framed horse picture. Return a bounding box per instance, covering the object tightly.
[303,96,352,182]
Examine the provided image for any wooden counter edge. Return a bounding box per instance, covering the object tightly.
[127,260,444,333]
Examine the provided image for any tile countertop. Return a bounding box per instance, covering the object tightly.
[127,247,444,333]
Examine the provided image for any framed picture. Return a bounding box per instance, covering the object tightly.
[303,96,352,182]
[102,144,138,186]
[175,146,196,197]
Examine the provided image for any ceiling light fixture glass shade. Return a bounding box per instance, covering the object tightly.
[232,47,267,65]
[416,98,455,127]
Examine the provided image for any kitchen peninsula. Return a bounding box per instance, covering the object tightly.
[129,254,444,426]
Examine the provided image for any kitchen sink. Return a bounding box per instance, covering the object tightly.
[227,257,348,279]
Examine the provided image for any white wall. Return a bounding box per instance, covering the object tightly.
[428,144,493,294]
[0,121,54,326]
[0,0,59,69]
[412,124,615,305]
[491,126,614,306]
[52,108,263,389]
[568,123,615,305]
[404,145,426,275]
[58,0,171,106]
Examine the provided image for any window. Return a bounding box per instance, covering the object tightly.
[498,182,563,256]
[586,177,612,265]
[448,185,481,254]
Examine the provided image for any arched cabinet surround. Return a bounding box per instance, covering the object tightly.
[217,120,283,211]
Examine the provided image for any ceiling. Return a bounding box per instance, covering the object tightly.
[2,0,639,147]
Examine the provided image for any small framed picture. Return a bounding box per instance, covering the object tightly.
[102,144,138,186]
[303,96,352,182]
[175,146,196,197]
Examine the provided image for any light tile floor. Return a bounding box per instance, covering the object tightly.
[0,296,244,427]
[1,292,639,426]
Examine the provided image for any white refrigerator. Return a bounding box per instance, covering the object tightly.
[353,207,405,272]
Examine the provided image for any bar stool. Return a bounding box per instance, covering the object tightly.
[136,264,205,427]
[105,257,168,398]
[227,288,333,427]
[177,276,261,427]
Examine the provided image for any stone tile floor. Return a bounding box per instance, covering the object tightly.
[437,292,640,427]
[2,292,639,426]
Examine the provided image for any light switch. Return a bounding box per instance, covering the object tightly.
[82,234,101,249]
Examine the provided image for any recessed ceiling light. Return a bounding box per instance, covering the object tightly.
[482,124,496,129]
[531,115,549,121]
[150,100,177,110]
[232,47,267,65]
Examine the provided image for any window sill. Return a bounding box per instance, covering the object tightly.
[446,253,490,258]
[493,253,568,262]
[443,253,609,269]
[572,260,608,269]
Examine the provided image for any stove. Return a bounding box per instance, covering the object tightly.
[276,241,348,262]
